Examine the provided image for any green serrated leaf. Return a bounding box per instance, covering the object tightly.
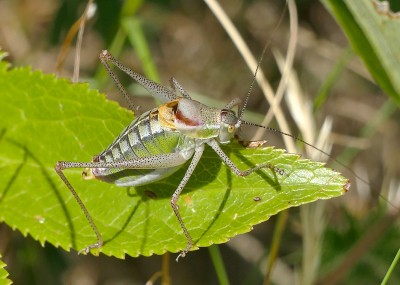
[322,0,400,106]
[0,61,348,258]
[0,254,12,285]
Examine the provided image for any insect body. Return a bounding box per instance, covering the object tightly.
[91,97,237,186]
[55,50,275,260]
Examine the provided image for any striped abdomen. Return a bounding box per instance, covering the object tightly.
[92,108,193,186]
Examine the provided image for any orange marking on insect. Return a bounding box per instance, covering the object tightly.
[158,100,178,130]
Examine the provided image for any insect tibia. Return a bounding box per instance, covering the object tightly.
[56,161,94,170]
[100,50,181,106]
[55,161,104,254]
[170,77,191,99]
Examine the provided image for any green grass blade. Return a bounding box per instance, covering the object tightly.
[0,60,348,258]
[381,247,400,285]
[313,48,353,112]
[264,210,289,285]
[209,245,230,285]
[122,17,160,82]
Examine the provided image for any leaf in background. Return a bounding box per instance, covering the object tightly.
[0,59,349,258]
[321,0,400,106]
[0,254,11,285]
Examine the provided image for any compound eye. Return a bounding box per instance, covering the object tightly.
[228,125,235,133]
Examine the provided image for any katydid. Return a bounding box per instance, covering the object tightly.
[55,49,280,260]
[54,49,335,261]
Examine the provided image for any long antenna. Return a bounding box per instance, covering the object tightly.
[237,7,288,125]
[242,120,399,209]
[242,121,358,180]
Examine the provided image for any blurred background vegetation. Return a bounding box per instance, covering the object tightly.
[0,0,399,284]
